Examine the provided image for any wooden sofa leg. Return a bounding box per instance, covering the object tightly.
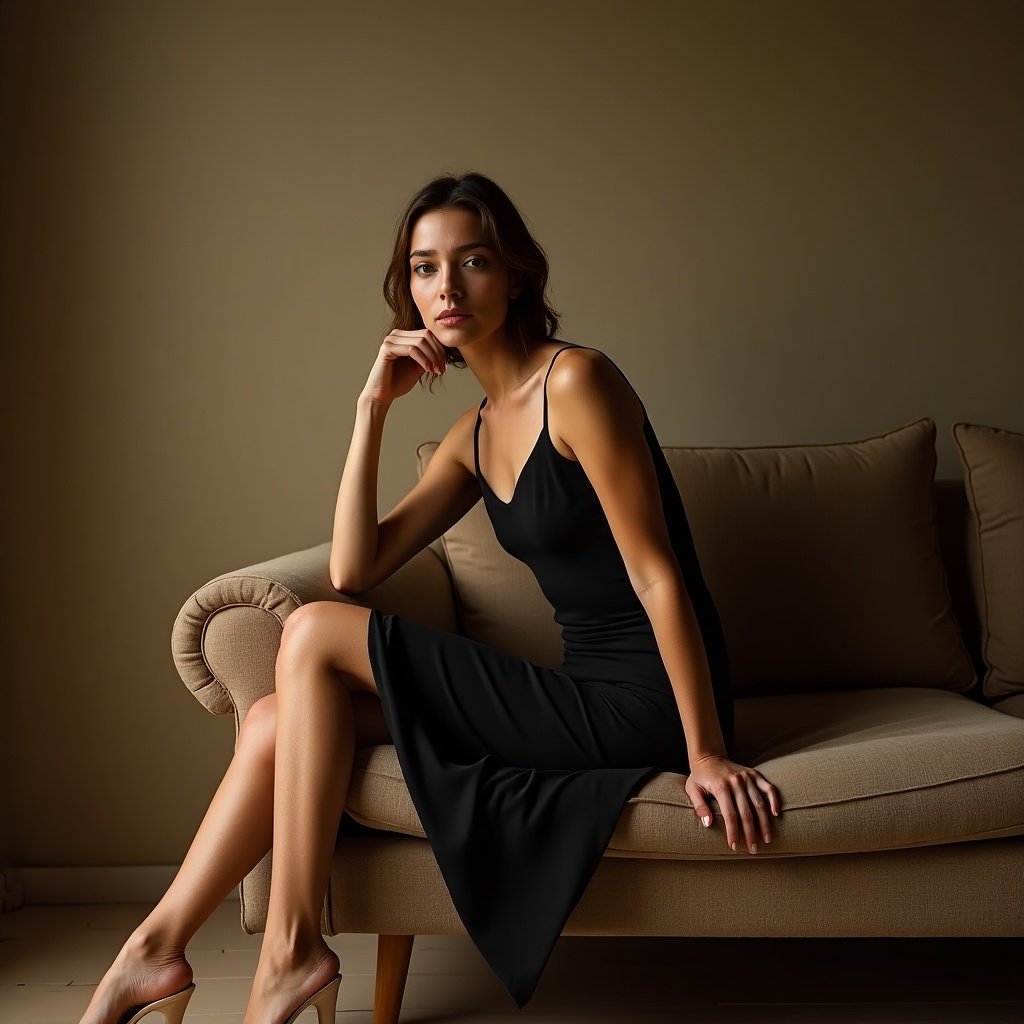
[373,933,415,1024]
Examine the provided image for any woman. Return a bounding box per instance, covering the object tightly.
[80,172,781,1024]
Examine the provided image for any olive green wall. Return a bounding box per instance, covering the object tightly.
[1,0,1020,872]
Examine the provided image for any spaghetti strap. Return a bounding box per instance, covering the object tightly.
[541,343,581,430]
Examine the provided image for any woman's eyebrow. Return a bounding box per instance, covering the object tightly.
[409,241,493,259]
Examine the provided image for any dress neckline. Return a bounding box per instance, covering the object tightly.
[474,344,579,506]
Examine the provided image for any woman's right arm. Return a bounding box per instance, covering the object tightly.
[329,393,391,592]
[330,329,469,593]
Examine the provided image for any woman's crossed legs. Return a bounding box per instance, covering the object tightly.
[78,601,391,1024]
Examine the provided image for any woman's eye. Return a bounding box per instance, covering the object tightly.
[413,256,487,276]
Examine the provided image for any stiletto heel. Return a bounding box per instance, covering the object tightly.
[116,982,195,1024]
[282,973,342,1024]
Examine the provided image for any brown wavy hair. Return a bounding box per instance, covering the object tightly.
[382,171,562,392]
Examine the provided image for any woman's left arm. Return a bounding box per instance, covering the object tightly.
[549,349,781,854]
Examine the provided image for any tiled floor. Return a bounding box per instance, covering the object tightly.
[0,900,1021,1023]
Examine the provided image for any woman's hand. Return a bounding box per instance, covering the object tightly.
[683,754,781,854]
[361,328,450,407]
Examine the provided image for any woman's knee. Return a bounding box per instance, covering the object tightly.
[277,601,340,652]
[275,602,374,695]
[237,693,278,763]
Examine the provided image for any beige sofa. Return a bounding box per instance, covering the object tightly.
[171,416,1024,1021]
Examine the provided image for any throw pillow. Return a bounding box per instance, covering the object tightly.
[952,422,1024,701]
[662,417,976,696]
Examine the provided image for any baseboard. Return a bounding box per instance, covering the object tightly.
[7,866,240,905]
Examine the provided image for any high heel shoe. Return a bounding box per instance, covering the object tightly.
[115,982,195,1024]
[281,973,343,1024]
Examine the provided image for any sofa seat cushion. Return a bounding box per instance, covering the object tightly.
[346,688,1024,859]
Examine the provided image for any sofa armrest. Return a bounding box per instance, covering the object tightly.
[170,539,458,721]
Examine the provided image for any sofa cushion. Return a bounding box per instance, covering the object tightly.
[666,417,976,695]
[952,423,1024,702]
[346,687,1024,858]
[431,417,977,697]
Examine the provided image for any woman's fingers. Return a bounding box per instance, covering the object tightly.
[763,776,782,817]
[688,762,782,854]
[416,328,444,370]
[420,338,440,371]
[405,343,432,373]
[727,774,759,853]
[390,329,446,373]
[427,331,447,367]
[713,784,741,852]
[405,337,443,374]
[429,339,447,372]
[745,776,773,846]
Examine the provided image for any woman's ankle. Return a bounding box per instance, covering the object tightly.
[126,921,190,961]
[259,935,337,976]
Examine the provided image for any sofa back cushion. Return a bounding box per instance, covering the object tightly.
[425,416,977,697]
[661,417,975,695]
[952,422,1024,701]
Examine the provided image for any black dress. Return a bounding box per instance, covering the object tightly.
[365,342,734,1008]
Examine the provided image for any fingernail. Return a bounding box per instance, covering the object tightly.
[701,815,711,827]
[750,843,757,854]
[764,832,771,844]
[731,842,737,852]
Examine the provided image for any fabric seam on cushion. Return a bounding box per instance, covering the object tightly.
[354,758,1024,813]
[635,760,1024,812]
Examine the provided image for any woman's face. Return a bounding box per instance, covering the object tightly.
[407,206,519,351]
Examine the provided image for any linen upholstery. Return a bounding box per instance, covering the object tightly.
[952,422,1024,701]
[236,832,1024,938]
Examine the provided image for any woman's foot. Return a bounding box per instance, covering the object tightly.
[242,939,340,1024]
[78,928,193,1024]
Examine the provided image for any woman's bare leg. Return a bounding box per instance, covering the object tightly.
[241,601,381,1024]
[78,600,387,1024]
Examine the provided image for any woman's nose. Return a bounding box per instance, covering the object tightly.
[438,266,463,293]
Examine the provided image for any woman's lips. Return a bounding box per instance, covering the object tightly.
[437,314,472,327]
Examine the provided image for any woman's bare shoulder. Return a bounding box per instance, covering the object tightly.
[547,345,645,431]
